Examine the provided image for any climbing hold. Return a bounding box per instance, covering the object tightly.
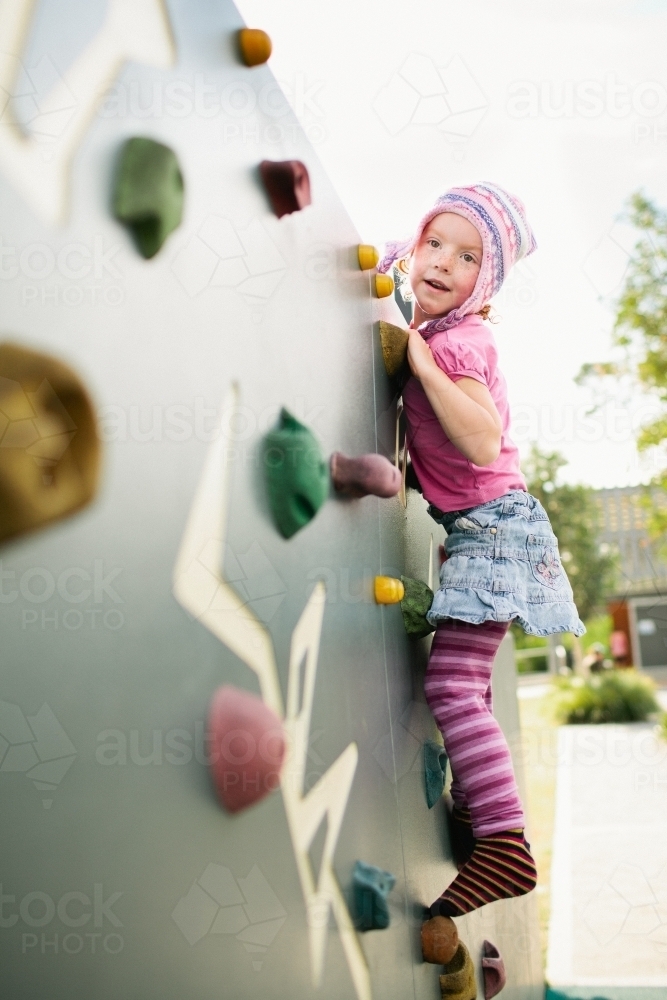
[401,575,435,638]
[481,941,506,999]
[424,740,448,809]
[439,942,477,1000]
[421,915,459,965]
[207,685,286,814]
[259,159,311,218]
[330,452,401,499]
[262,408,328,538]
[238,27,272,66]
[0,342,100,545]
[353,860,396,931]
[379,320,409,379]
[113,137,183,258]
[358,244,379,270]
[375,273,395,298]
[374,576,404,604]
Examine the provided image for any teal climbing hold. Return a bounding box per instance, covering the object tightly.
[400,575,435,639]
[353,860,396,931]
[262,409,328,538]
[424,739,448,809]
[113,137,184,258]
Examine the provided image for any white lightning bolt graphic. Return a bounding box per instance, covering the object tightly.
[173,386,372,1000]
[0,0,175,224]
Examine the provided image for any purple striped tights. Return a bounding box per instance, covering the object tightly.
[424,619,525,838]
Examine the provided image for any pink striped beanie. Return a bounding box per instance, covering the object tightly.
[377,182,537,334]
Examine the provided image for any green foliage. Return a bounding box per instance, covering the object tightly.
[578,191,667,544]
[524,447,616,620]
[659,712,667,741]
[551,670,659,724]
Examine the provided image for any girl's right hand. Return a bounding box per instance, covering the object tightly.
[406,327,438,382]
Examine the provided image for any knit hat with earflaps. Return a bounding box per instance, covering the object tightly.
[377,182,537,336]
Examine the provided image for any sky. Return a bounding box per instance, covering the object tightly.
[236,0,667,489]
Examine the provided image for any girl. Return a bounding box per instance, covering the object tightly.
[377,183,585,917]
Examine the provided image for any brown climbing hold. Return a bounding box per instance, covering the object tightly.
[331,452,401,499]
[439,941,477,1000]
[207,686,286,814]
[238,28,272,66]
[421,915,459,965]
[379,320,409,379]
[0,342,101,545]
[259,160,311,218]
[481,940,506,999]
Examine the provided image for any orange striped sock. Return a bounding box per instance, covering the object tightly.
[430,829,537,916]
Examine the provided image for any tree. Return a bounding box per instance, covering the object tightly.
[523,446,616,622]
[578,191,667,538]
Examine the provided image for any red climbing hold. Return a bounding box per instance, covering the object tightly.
[331,452,401,499]
[482,940,506,999]
[259,159,311,218]
[207,685,286,813]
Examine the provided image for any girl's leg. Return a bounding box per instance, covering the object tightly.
[424,618,536,915]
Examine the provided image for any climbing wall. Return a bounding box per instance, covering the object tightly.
[0,1,543,998]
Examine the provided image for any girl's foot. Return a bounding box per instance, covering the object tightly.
[447,804,476,871]
[430,829,537,916]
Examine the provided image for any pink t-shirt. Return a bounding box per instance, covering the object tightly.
[403,313,526,512]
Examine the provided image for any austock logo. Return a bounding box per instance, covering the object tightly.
[0,700,76,808]
[172,864,286,971]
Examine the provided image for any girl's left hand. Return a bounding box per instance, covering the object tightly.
[407,327,437,382]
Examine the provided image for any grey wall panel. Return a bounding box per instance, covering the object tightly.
[0,1,543,998]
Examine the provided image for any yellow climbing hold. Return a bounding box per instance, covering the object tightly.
[238,28,272,66]
[358,244,379,270]
[375,273,394,298]
[374,576,405,604]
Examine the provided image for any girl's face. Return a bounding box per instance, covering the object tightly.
[408,212,483,323]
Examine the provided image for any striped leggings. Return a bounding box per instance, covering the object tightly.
[424,619,525,838]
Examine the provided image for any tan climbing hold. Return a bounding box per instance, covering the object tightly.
[358,244,379,270]
[0,342,101,545]
[439,941,477,1000]
[421,916,459,965]
[374,576,405,604]
[238,28,272,66]
[375,273,394,298]
[379,320,409,378]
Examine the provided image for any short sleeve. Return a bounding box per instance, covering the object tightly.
[431,336,494,387]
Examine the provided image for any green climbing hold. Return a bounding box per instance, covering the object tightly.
[353,860,396,931]
[113,137,184,258]
[424,739,448,809]
[400,575,435,639]
[262,409,328,538]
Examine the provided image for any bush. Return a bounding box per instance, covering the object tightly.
[552,670,659,724]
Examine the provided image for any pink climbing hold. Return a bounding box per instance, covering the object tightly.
[331,452,401,499]
[259,159,311,218]
[481,940,506,999]
[207,685,286,813]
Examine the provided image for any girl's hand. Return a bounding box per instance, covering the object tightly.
[407,327,437,382]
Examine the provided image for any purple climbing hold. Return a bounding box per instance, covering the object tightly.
[207,685,286,814]
[259,159,311,218]
[330,452,401,499]
[482,940,506,999]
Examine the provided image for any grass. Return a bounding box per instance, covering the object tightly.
[659,712,667,740]
[550,669,660,724]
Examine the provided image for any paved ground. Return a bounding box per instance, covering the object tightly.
[546,718,667,989]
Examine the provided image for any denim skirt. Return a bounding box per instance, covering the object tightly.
[427,490,586,637]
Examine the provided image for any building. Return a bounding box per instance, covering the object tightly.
[594,485,667,668]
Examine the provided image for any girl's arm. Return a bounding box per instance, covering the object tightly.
[407,328,502,467]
